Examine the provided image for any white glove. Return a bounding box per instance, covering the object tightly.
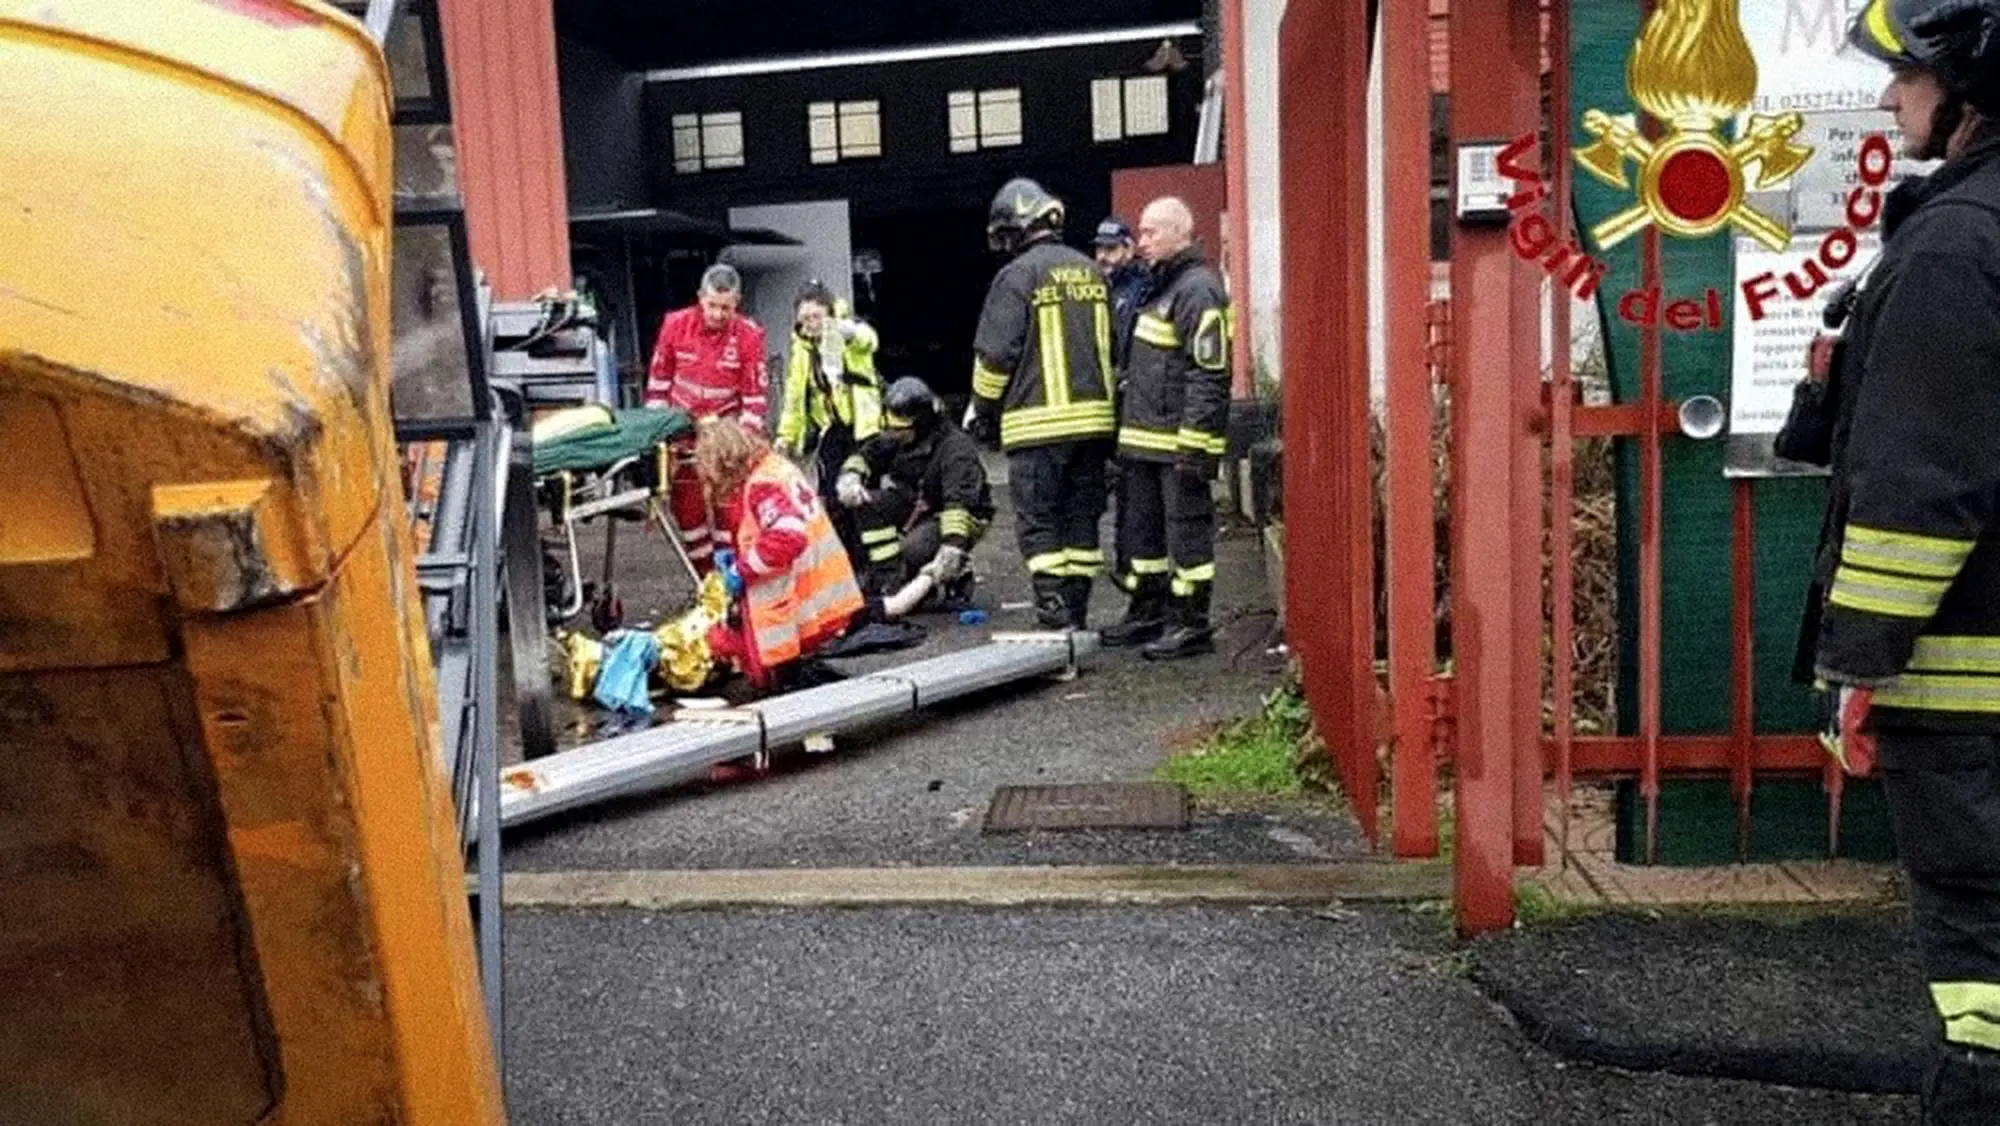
[834,317,861,341]
[835,472,868,508]
[931,544,968,581]
[961,399,981,430]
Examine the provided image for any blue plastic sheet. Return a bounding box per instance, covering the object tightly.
[593,630,661,716]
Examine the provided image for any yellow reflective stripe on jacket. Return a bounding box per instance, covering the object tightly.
[940,507,977,538]
[1038,305,1071,408]
[1828,565,1952,619]
[1934,982,2000,1051]
[973,358,1010,400]
[1001,400,1115,447]
[1843,524,1975,579]
[841,453,870,476]
[1177,428,1226,456]
[861,526,899,546]
[1874,673,2000,714]
[1094,302,1113,378]
[1118,425,1180,454]
[1908,635,2000,674]
[1134,313,1180,350]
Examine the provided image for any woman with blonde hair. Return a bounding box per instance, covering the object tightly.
[695,416,865,690]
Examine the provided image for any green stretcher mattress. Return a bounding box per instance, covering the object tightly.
[530,405,694,478]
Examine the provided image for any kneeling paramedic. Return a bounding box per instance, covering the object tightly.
[968,177,1119,629]
[838,376,995,611]
[1797,3,2000,1118]
[697,417,865,693]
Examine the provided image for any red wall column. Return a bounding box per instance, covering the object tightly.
[436,0,573,300]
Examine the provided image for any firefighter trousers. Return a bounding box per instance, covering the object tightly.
[1009,441,1109,583]
[1879,730,2000,1123]
[1115,457,1215,599]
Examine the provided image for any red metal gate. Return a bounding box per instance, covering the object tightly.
[1279,0,1838,935]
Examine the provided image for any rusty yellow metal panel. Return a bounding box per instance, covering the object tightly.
[0,2,505,1123]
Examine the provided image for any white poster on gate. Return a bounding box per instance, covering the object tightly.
[1723,0,1909,477]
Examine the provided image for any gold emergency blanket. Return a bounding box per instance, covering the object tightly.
[554,571,732,701]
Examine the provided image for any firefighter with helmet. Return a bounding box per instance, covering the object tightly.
[968,177,1118,629]
[840,376,995,610]
[1795,1,2000,1117]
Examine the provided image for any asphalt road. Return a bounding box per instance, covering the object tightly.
[500,903,1915,1125]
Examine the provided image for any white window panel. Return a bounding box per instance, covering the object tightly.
[1122,75,1169,137]
[701,111,744,168]
[947,90,979,153]
[838,100,881,158]
[672,113,702,173]
[808,101,839,164]
[1090,78,1124,142]
[977,88,1022,148]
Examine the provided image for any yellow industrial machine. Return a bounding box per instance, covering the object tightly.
[0,1,506,1121]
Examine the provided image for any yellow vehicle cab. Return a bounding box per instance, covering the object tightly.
[0,1,505,1121]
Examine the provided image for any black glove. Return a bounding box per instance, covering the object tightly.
[1175,450,1217,481]
[967,409,1001,450]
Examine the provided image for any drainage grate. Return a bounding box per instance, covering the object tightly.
[982,782,1190,834]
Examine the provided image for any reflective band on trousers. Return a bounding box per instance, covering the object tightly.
[1172,562,1216,596]
[1934,982,2000,1052]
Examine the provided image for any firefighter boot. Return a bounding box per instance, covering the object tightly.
[1032,574,1070,630]
[1142,586,1215,661]
[1062,576,1093,631]
[1101,576,1169,648]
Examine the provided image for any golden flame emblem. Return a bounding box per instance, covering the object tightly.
[1573,0,1813,251]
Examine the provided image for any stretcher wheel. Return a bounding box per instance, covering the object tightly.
[502,426,560,761]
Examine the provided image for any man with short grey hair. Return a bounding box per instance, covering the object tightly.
[645,261,771,572]
[1103,195,1232,660]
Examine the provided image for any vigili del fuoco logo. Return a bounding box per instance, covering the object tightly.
[1493,0,1894,331]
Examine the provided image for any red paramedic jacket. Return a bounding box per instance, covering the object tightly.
[644,306,770,432]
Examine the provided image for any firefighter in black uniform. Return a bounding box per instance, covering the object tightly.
[842,376,995,609]
[968,177,1119,629]
[1102,197,1232,660]
[1793,3,2000,1117]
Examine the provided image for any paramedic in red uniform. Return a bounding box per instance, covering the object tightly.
[644,263,771,573]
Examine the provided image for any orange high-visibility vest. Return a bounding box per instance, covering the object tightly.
[735,453,865,666]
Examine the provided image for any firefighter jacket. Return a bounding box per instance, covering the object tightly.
[970,238,1117,451]
[776,317,883,453]
[1117,247,1232,463]
[1810,134,2000,732]
[644,306,770,432]
[854,422,996,550]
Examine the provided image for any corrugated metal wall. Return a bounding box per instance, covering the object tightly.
[436,0,572,300]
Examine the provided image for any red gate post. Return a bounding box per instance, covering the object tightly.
[1385,0,1440,858]
[1508,0,1548,868]
[1279,0,1378,838]
[1548,0,1579,859]
[1447,0,1537,935]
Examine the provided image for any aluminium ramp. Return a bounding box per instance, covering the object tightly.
[497,631,1096,832]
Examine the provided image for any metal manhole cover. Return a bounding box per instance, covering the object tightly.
[981,782,1190,834]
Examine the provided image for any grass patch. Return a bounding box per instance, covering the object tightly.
[1157,682,1317,800]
